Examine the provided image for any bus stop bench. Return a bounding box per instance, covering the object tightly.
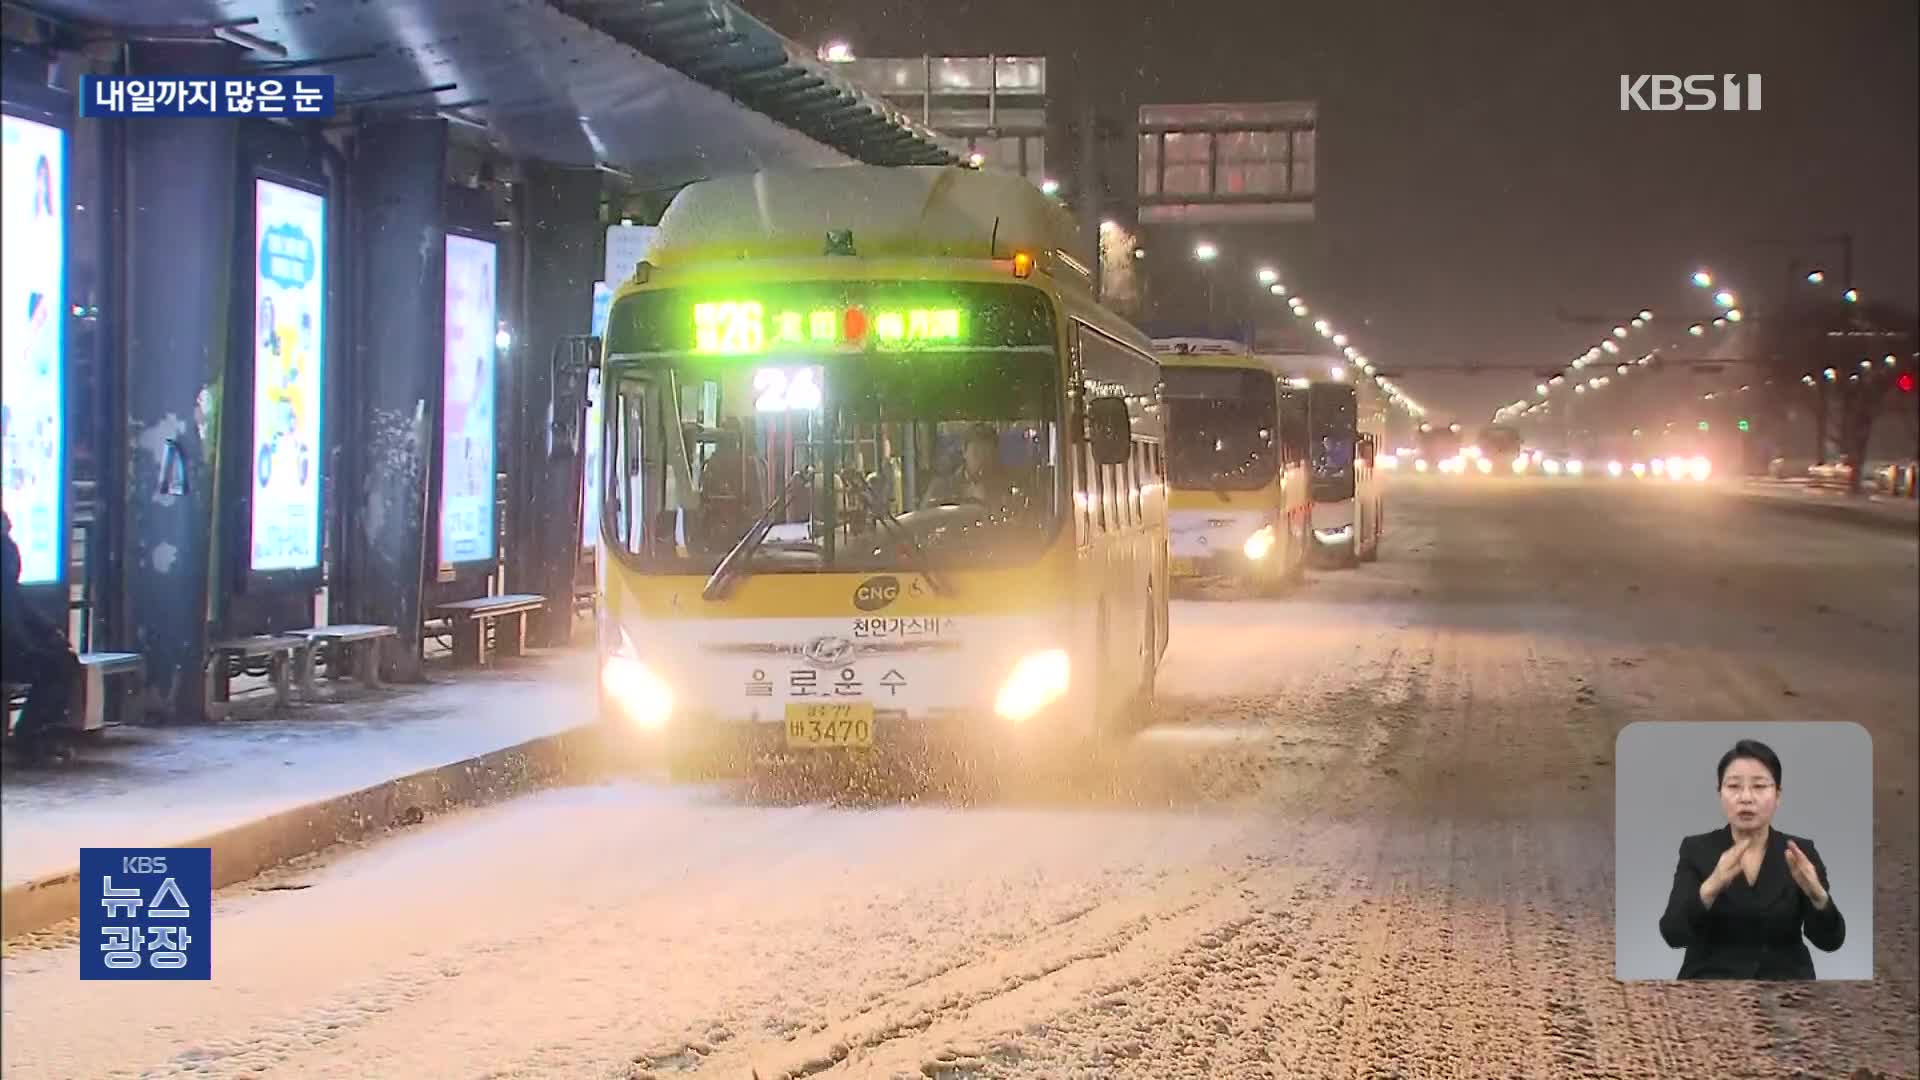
[434,594,546,668]
[297,624,398,695]
[76,651,144,731]
[206,634,310,717]
[4,651,144,735]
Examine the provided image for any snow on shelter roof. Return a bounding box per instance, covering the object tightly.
[650,165,1090,269]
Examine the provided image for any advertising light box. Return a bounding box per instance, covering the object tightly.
[440,233,498,567]
[581,282,610,552]
[248,178,327,573]
[1,113,67,585]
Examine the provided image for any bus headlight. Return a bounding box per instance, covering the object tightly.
[1243,525,1277,561]
[995,648,1071,722]
[602,629,674,730]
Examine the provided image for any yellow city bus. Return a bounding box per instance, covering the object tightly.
[1154,344,1312,594]
[594,166,1168,774]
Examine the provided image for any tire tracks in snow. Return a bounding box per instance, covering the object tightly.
[643,636,1433,1080]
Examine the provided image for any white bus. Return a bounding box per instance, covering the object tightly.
[1307,381,1383,566]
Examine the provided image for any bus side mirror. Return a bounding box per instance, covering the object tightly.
[1087,397,1132,466]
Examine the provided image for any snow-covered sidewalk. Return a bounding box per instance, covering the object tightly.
[0,649,595,894]
[1736,477,1920,528]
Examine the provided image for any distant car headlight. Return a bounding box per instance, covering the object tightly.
[995,648,1071,722]
[1543,459,1562,476]
[1512,455,1529,474]
[1566,459,1584,476]
[1243,525,1277,561]
[601,628,673,730]
[1631,462,1647,478]
[1607,460,1624,477]
[1689,456,1712,481]
[1475,456,1493,474]
[1414,458,1429,473]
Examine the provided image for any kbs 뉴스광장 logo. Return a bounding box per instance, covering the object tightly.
[79,847,213,981]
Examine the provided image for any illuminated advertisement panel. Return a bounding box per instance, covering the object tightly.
[0,113,66,585]
[582,281,610,551]
[249,178,327,573]
[440,233,498,566]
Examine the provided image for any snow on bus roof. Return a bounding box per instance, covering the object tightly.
[651,165,1088,267]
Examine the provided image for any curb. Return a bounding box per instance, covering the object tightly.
[1,723,619,940]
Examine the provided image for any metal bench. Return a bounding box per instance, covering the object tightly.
[206,634,311,718]
[295,624,399,696]
[75,651,144,731]
[434,593,546,668]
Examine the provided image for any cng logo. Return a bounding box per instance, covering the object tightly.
[853,575,901,611]
[1621,74,1762,111]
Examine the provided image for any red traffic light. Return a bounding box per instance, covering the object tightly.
[1900,373,1916,393]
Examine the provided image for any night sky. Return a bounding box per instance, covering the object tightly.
[744,0,1917,422]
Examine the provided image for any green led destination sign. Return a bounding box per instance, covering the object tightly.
[603,282,1055,361]
[693,300,964,356]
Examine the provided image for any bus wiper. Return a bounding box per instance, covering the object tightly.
[703,468,813,602]
[842,469,950,597]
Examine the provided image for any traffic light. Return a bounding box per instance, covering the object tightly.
[1697,420,1710,432]
[1737,418,1751,432]
[1901,373,1917,393]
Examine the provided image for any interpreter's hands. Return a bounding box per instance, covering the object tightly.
[1784,840,1829,909]
[1709,834,1756,888]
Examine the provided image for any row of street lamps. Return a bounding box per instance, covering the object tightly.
[1492,307,1665,425]
[1189,240,1428,420]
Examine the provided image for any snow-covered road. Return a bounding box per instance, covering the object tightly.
[5,481,1916,1079]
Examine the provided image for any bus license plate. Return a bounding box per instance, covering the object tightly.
[785,703,875,749]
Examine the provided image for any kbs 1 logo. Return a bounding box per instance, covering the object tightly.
[1619,74,1763,112]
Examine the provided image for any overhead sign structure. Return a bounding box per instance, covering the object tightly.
[1137,101,1317,225]
[440,232,499,568]
[248,178,327,574]
[1,112,67,585]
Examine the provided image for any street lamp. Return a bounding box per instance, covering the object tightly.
[1692,270,1713,288]
[1843,288,1860,303]
[1688,324,1704,336]
[1725,308,1743,322]
[1537,384,1549,396]
[1713,290,1736,308]
[1806,270,1826,284]
[1330,365,1347,381]
[1039,178,1061,196]
[820,41,855,62]
[1269,283,1287,296]
[1256,266,1278,285]
[1333,333,1349,347]
[1193,242,1219,262]
[1638,309,1653,321]
[1713,317,1727,328]
[1313,319,1332,336]
[1612,326,1628,338]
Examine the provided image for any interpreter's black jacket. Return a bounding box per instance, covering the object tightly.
[1658,825,1845,980]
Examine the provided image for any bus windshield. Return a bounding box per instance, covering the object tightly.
[1309,383,1357,501]
[1163,367,1277,491]
[602,350,1062,575]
